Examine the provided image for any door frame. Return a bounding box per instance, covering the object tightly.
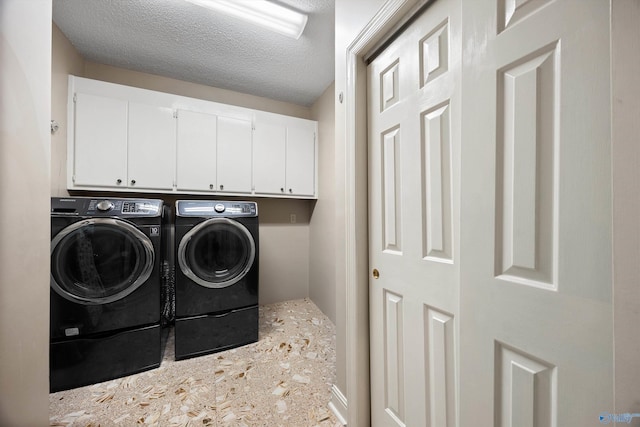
[342,1,423,425]
[343,0,640,425]
[611,0,640,416]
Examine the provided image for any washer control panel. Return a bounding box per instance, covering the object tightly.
[50,197,162,217]
[177,201,258,217]
[87,199,162,216]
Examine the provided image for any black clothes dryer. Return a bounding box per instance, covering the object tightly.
[50,197,165,392]
[174,200,259,360]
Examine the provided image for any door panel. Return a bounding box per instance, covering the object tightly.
[422,102,453,262]
[368,0,461,426]
[460,0,613,426]
[369,0,613,426]
[381,127,402,254]
[383,290,405,425]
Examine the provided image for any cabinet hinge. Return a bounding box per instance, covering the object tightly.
[73,94,77,103]
[72,175,76,183]
[173,110,178,119]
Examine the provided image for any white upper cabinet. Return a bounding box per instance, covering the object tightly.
[253,121,287,194]
[73,94,175,191]
[128,102,176,190]
[217,116,253,193]
[73,93,128,188]
[285,124,316,197]
[67,76,317,198]
[176,109,217,192]
[253,112,317,197]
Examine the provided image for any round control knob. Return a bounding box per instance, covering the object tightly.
[96,200,114,212]
[214,203,226,213]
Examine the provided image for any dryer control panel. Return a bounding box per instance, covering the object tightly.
[176,201,258,217]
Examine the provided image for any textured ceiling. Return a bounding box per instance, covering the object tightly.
[52,0,335,107]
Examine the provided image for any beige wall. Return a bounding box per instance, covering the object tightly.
[0,1,51,425]
[309,82,337,324]
[253,198,311,305]
[51,26,318,306]
[84,61,312,120]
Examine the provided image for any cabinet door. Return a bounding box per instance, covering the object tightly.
[217,116,252,193]
[176,109,217,191]
[286,125,316,196]
[253,121,286,194]
[128,102,176,190]
[73,93,128,188]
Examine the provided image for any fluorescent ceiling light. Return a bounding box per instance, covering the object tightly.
[185,0,308,40]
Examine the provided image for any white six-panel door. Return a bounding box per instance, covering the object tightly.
[368,0,613,426]
[459,0,612,426]
[368,0,461,425]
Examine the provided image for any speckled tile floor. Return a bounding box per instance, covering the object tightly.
[49,299,340,427]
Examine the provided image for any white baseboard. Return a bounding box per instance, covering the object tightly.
[328,384,348,426]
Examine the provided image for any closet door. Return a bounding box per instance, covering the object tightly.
[368,1,614,426]
[459,0,613,426]
[368,0,461,425]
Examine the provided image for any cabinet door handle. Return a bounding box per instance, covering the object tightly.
[281,188,284,192]
[210,184,214,190]
[116,179,122,185]
[130,179,136,185]
[220,184,224,190]
[289,188,293,193]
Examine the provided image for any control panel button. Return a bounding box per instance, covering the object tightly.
[96,200,114,212]
[214,203,226,213]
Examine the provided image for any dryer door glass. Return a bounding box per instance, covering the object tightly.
[179,218,255,288]
[51,218,155,304]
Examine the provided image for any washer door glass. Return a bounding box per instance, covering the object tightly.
[51,218,155,304]
[178,218,255,289]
